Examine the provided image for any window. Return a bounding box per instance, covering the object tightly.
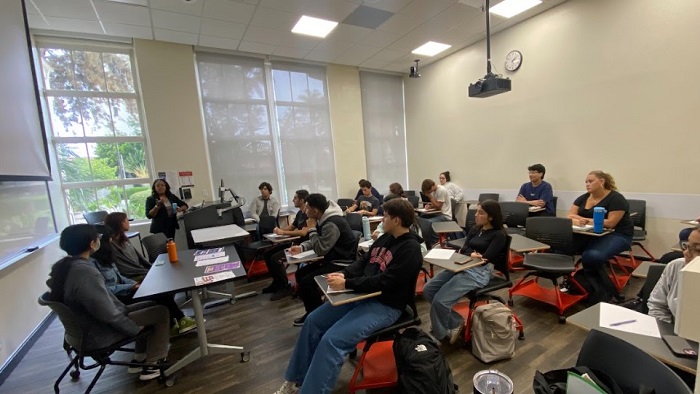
[360,72,408,193]
[36,40,151,223]
[197,53,336,208]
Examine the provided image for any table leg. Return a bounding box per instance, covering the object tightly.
[204,281,257,308]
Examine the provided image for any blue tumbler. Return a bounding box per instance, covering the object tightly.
[593,207,606,234]
[362,216,371,240]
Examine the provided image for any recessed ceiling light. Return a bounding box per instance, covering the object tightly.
[411,41,451,57]
[291,15,338,38]
[490,0,542,18]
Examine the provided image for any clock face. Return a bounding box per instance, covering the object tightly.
[505,50,522,71]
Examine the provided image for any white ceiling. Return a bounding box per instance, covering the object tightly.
[26,0,567,72]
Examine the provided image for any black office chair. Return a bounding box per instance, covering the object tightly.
[407,195,420,208]
[446,208,475,250]
[404,190,416,197]
[450,198,458,222]
[509,217,587,323]
[500,201,529,235]
[577,329,692,394]
[83,211,108,225]
[623,263,665,314]
[627,199,655,262]
[452,236,525,342]
[337,198,354,211]
[38,292,170,393]
[478,193,499,202]
[416,216,437,249]
[344,213,364,239]
[141,233,168,263]
[552,196,558,212]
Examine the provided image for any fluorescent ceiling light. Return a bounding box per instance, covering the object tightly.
[412,41,451,57]
[490,0,542,18]
[291,15,338,38]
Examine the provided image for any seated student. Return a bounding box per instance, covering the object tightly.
[353,178,382,202]
[515,163,555,216]
[389,182,406,198]
[249,182,281,238]
[421,178,453,223]
[274,199,423,394]
[289,194,357,326]
[261,189,310,301]
[371,194,427,252]
[48,224,170,381]
[567,171,633,304]
[91,226,196,335]
[439,171,464,202]
[423,200,506,344]
[648,227,700,323]
[104,212,151,282]
[346,180,380,216]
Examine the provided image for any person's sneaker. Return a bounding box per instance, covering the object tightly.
[274,381,299,394]
[139,365,162,381]
[170,319,180,337]
[270,285,292,301]
[127,356,146,374]
[178,316,197,334]
[559,279,570,293]
[292,313,309,327]
[448,324,464,345]
[262,283,278,294]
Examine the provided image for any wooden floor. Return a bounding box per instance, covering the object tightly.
[1,267,645,394]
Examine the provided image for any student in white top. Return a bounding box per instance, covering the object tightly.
[421,178,452,222]
[439,171,463,202]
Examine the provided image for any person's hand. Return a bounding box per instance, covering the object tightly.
[535,199,545,207]
[579,218,588,226]
[371,231,379,240]
[471,252,482,259]
[306,217,317,228]
[326,273,346,290]
[289,245,302,255]
[273,227,281,235]
[425,203,432,209]
[516,195,526,202]
[132,283,140,290]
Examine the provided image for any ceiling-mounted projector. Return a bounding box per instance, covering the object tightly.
[469,0,511,98]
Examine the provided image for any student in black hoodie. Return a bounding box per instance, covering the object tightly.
[274,198,423,394]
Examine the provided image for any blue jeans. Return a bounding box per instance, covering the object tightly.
[423,269,491,340]
[284,299,402,394]
[577,232,632,303]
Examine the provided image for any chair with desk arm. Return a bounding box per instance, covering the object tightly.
[344,212,364,240]
[239,215,278,279]
[83,211,108,225]
[478,193,499,202]
[415,216,437,295]
[406,195,419,208]
[451,235,525,343]
[616,199,655,270]
[446,208,476,251]
[509,217,588,323]
[576,329,692,394]
[337,198,354,211]
[500,201,529,270]
[38,292,172,393]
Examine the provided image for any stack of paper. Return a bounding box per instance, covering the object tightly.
[288,250,316,259]
[598,302,661,338]
[425,248,455,260]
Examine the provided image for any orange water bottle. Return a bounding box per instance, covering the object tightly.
[167,239,178,263]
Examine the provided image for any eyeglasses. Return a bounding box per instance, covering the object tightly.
[680,242,700,253]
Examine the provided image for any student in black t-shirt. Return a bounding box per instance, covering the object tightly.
[567,170,633,303]
[262,189,310,301]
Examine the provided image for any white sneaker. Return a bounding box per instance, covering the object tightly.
[448,324,464,345]
[274,381,299,394]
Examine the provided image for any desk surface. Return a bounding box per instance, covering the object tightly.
[573,227,613,237]
[423,250,485,272]
[263,233,300,244]
[681,220,698,226]
[134,246,245,298]
[191,224,249,244]
[567,302,698,374]
[285,249,324,264]
[314,275,381,306]
[415,208,440,215]
[632,261,666,278]
[510,234,550,253]
[432,221,463,234]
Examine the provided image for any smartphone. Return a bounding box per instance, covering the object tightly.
[454,258,473,265]
[662,335,698,359]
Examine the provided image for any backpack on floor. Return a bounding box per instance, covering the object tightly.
[393,327,457,394]
[471,302,516,363]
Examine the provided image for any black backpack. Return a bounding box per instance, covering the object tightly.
[393,327,457,394]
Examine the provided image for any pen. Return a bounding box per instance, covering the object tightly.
[610,319,636,326]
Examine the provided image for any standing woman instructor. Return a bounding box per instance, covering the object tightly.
[145,179,188,238]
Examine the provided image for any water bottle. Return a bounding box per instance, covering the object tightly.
[172,203,178,214]
[362,216,371,240]
[593,207,606,234]
[167,238,178,263]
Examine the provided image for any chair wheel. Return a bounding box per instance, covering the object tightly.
[70,370,80,379]
[349,349,358,359]
[558,316,566,324]
[240,351,251,363]
[230,299,237,305]
[507,299,514,306]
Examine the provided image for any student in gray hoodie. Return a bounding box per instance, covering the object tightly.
[48,224,170,381]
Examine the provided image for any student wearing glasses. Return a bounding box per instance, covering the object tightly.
[648,227,700,323]
[515,164,554,216]
[439,171,463,202]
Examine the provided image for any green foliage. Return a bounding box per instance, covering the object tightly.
[128,190,150,220]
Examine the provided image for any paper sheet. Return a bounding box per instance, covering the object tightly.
[288,250,316,259]
[327,286,353,294]
[598,302,661,338]
[195,256,229,267]
[193,251,226,261]
[425,248,455,260]
[572,224,594,231]
[194,248,224,256]
[204,261,241,273]
[193,270,235,286]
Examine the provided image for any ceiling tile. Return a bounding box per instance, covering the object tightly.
[149,0,204,15]
[27,14,49,29]
[198,35,240,50]
[304,50,338,63]
[258,0,305,13]
[376,13,420,35]
[438,19,484,45]
[99,0,148,5]
[358,29,401,47]
[44,17,104,34]
[250,7,299,31]
[327,24,372,43]
[202,0,256,24]
[200,18,247,39]
[333,44,383,65]
[277,34,322,50]
[311,39,356,57]
[154,28,198,45]
[359,57,391,69]
[421,3,482,33]
[152,9,201,34]
[93,1,151,26]
[103,22,153,39]
[301,0,358,22]
[243,26,290,46]
[397,0,455,22]
[240,0,260,4]
[33,0,97,20]
[360,0,413,13]
[364,47,405,64]
[272,46,311,59]
[238,40,277,54]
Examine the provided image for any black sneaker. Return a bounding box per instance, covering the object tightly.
[271,285,292,301]
[139,365,162,381]
[293,313,309,327]
[262,283,278,294]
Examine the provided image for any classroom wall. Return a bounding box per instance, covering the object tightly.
[405,0,700,255]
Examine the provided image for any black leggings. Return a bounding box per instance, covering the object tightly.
[119,293,184,322]
[263,243,291,289]
[294,262,342,313]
